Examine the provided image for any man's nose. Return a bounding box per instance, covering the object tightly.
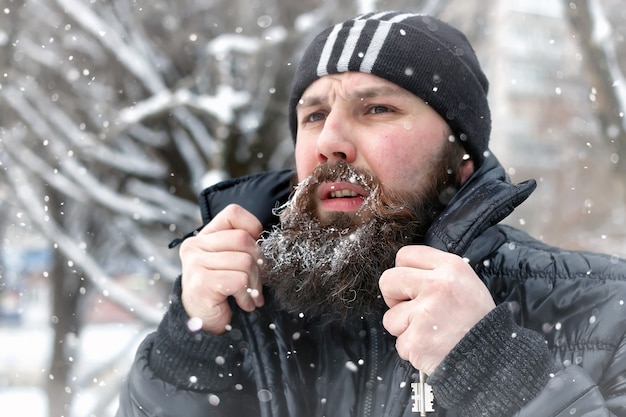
[316,111,356,163]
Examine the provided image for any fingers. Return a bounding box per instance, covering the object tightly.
[183,228,262,269]
[183,228,265,309]
[379,267,425,308]
[382,294,415,336]
[380,245,472,307]
[379,245,496,374]
[201,203,264,239]
[394,244,461,269]
[180,204,265,334]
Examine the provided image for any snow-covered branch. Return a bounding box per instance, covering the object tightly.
[2,85,186,224]
[124,178,199,222]
[113,216,183,282]
[4,153,164,325]
[1,126,89,202]
[117,85,250,126]
[54,0,166,94]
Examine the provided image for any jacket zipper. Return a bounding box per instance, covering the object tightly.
[362,323,380,417]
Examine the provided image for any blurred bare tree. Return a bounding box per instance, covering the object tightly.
[0,0,441,415]
[565,0,626,170]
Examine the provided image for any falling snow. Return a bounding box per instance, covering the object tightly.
[2,1,626,416]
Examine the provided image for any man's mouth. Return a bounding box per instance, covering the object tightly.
[329,189,359,198]
[319,182,368,199]
[317,182,369,212]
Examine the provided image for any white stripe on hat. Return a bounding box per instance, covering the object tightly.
[360,13,418,73]
[316,23,343,76]
[363,11,394,20]
[335,19,367,72]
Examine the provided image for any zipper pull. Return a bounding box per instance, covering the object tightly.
[411,370,434,415]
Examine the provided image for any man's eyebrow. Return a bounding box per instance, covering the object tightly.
[350,85,404,99]
[297,85,405,110]
[296,95,325,110]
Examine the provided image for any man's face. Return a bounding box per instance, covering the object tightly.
[294,71,453,214]
[260,72,470,321]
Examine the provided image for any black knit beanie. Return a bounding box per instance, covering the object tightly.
[288,11,491,166]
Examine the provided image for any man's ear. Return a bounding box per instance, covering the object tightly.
[459,159,475,185]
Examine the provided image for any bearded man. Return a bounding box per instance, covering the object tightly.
[117,12,626,417]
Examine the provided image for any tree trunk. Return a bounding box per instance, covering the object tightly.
[46,190,81,417]
[565,0,626,171]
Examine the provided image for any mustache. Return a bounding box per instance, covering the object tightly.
[278,161,423,230]
[277,162,375,226]
[308,160,375,185]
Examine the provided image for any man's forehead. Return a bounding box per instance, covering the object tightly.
[297,74,412,108]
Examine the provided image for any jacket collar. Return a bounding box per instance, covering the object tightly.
[199,169,294,230]
[424,153,536,256]
[198,154,536,257]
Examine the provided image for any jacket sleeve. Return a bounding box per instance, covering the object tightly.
[115,277,261,417]
[516,326,626,417]
[116,333,263,417]
[515,365,618,417]
[427,304,623,417]
[117,334,221,417]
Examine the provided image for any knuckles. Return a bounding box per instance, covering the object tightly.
[223,203,247,217]
[228,229,258,249]
[394,245,416,265]
[382,309,399,335]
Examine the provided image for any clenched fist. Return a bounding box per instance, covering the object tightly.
[179,204,264,335]
[380,245,496,375]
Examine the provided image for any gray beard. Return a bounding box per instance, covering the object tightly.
[259,162,448,323]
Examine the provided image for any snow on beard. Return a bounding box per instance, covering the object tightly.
[260,161,438,323]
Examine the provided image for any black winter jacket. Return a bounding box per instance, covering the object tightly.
[117,155,626,417]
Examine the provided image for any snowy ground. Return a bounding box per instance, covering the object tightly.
[0,320,149,417]
[0,387,47,417]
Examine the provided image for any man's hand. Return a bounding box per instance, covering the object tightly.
[380,245,496,375]
[179,204,264,335]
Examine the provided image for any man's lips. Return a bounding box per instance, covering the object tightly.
[317,182,369,212]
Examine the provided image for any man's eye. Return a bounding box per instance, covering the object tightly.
[368,105,391,114]
[305,112,326,123]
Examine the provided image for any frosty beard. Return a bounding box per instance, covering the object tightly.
[260,160,459,323]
